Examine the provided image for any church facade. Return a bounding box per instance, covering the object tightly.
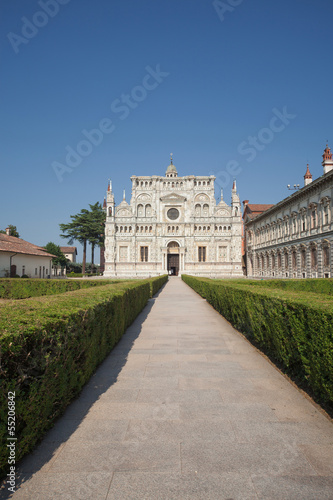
[103,157,243,278]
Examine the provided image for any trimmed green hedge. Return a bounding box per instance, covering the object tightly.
[242,277,333,295]
[182,275,333,410]
[0,277,167,477]
[0,278,124,300]
[149,275,168,297]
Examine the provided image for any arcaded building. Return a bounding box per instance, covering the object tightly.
[245,145,333,279]
[103,157,243,278]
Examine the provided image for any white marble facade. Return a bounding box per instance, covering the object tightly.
[103,158,243,278]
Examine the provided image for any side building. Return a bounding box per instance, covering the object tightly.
[245,145,333,279]
[0,230,55,278]
[103,157,243,278]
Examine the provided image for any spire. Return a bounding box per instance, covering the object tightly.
[107,179,112,192]
[170,153,173,164]
[231,178,240,215]
[220,188,223,201]
[102,197,106,209]
[123,189,126,200]
[322,143,333,174]
[304,164,312,186]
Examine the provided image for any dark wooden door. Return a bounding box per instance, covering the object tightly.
[167,254,179,276]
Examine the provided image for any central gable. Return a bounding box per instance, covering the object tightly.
[160,192,187,203]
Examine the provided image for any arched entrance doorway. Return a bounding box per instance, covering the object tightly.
[167,241,179,276]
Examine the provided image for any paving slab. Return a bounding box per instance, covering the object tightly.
[1,277,333,500]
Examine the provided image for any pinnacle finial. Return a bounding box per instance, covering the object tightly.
[220,188,223,201]
[123,189,126,200]
[170,153,173,164]
[304,163,312,179]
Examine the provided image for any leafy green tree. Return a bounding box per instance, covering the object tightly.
[60,209,91,275]
[60,202,106,275]
[67,262,82,274]
[0,225,20,237]
[43,242,67,267]
[88,202,106,268]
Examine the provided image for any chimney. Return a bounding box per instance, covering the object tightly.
[242,200,249,207]
[5,227,10,236]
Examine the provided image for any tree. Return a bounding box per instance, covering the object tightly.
[0,225,20,237]
[87,202,106,268]
[43,242,67,267]
[60,203,106,275]
[60,209,91,275]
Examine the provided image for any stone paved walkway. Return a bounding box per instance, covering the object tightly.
[3,278,333,499]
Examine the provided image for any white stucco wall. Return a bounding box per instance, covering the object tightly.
[0,252,53,278]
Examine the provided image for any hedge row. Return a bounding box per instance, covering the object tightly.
[148,275,168,297]
[0,278,125,299]
[243,277,333,295]
[67,273,104,278]
[0,277,166,477]
[182,275,333,410]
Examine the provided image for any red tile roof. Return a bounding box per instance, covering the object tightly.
[0,234,55,258]
[246,204,274,213]
[60,246,77,254]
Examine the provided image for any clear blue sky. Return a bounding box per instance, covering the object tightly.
[1,0,332,263]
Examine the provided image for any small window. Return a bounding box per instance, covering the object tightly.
[195,204,201,216]
[284,254,288,268]
[311,210,316,228]
[278,254,282,268]
[292,252,297,269]
[311,247,317,267]
[203,204,209,216]
[140,246,148,262]
[35,268,38,275]
[198,246,206,262]
[323,247,330,266]
[324,205,329,225]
